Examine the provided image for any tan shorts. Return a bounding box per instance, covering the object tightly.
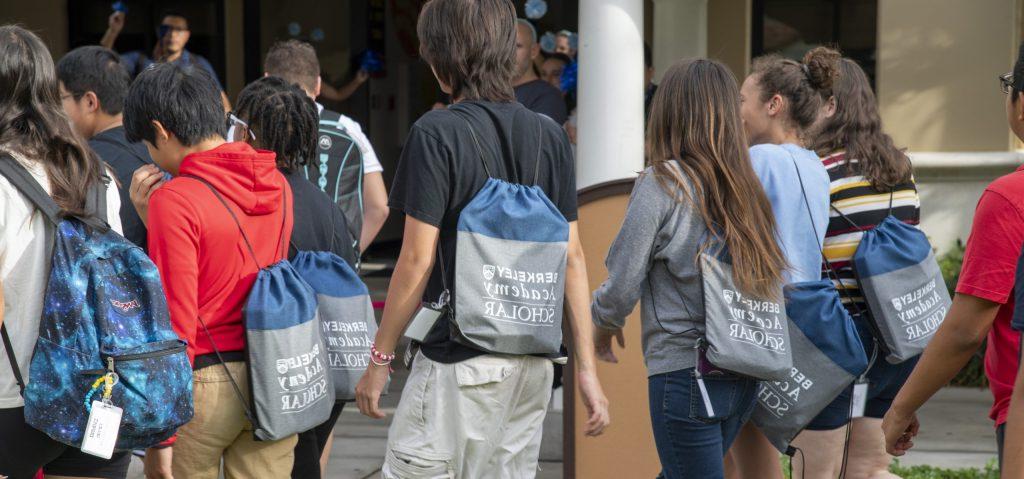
[382,352,554,479]
[172,361,298,479]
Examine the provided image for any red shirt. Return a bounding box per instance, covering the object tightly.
[148,142,293,365]
[956,165,1024,426]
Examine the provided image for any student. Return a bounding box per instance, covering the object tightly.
[592,58,787,479]
[231,75,357,479]
[728,48,838,479]
[262,40,389,253]
[777,57,923,478]
[514,19,569,125]
[353,1,610,477]
[124,63,296,479]
[56,45,154,249]
[884,43,1024,471]
[0,25,126,479]
[102,9,231,110]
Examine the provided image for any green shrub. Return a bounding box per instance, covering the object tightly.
[781,458,998,479]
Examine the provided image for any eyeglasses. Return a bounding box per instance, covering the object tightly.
[1000,72,1014,94]
[226,113,256,142]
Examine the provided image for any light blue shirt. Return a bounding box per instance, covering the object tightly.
[750,143,830,284]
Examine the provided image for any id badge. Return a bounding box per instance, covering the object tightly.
[851,380,869,419]
[80,401,123,459]
[405,305,443,342]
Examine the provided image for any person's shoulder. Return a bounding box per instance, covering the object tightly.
[410,108,464,141]
[986,169,1024,198]
[749,143,788,159]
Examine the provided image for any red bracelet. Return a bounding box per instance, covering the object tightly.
[371,343,395,363]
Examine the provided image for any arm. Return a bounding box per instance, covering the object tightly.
[319,70,369,103]
[359,172,388,251]
[564,222,611,436]
[1004,362,1024,477]
[100,11,124,50]
[147,189,201,364]
[355,215,438,418]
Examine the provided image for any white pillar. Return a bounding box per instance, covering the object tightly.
[576,0,645,189]
[651,0,708,83]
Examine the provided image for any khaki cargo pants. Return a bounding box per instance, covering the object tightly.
[382,351,554,479]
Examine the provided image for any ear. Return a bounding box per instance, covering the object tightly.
[263,72,269,77]
[181,30,191,44]
[83,91,101,115]
[825,95,837,118]
[1016,93,1024,121]
[314,76,322,98]
[530,43,540,60]
[768,94,784,117]
[151,120,171,150]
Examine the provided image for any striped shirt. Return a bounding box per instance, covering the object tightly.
[822,151,921,314]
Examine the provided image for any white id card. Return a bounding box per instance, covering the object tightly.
[405,306,443,342]
[80,401,123,459]
[851,381,869,419]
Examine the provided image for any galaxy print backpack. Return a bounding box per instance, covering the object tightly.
[0,155,193,451]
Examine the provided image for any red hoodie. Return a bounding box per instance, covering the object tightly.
[148,142,293,365]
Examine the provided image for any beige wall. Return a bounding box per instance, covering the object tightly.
[0,0,68,56]
[877,0,1020,152]
[708,0,751,80]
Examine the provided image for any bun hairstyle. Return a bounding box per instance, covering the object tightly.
[751,46,841,132]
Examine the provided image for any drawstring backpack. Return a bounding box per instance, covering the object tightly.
[187,176,334,441]
[832,191,950,364]
[751,155,869,457]
[289,218,384,400]
[445,105,569,355]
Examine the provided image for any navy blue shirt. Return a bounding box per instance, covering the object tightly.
[89,126,153,249]
[121,49,223,91]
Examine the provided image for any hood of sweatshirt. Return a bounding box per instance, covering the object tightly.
[177,142,283,215]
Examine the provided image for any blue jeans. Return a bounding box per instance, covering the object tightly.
[648,368,758,479]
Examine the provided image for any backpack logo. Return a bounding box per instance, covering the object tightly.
[319,135,332,150]
[723,289,735,304]
[110,298,141,312]
[482,265,496,281]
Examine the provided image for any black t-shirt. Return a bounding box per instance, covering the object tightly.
[514,79,569,126]
[284,169,358,268]
[389,101,578,364]
[88,126,153,249]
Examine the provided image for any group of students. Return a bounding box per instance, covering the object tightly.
[0,24,385,479]
[5,1,1024,479]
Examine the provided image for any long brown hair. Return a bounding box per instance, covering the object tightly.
[810,58,912,189]
[417,0,516,102]
[648,58,787,298]
[0,25,103,216]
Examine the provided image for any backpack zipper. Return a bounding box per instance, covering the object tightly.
[79,341,187,375]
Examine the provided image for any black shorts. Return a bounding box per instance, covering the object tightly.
[0,407,131,479]
[291,401,346,479]
[806,350,920,431]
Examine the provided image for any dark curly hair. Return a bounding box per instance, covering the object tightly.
[234,76,318,173]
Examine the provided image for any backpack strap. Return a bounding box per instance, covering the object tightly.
[1,324,25,396]
[0,154,62,226]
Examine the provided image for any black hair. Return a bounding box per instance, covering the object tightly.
[644,43,652,69]
[0,25,104,216]
[234,76,317,173]
[56,46,130,115]
[1013,42,1024,102]
[159,9,189,28]
[123,62,225,146]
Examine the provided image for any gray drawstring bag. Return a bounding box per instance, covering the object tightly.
[291,250,386,401]
[752,156,869,453]
[449,107,568,355]
[700,247,792,381]
[835,195,951,364]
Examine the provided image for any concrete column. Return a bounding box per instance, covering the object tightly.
[576,0,646,189]
[651,0,707,82]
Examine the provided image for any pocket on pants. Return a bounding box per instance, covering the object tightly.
[454,355,518,388]
[383,447,454,479]
[687,371,745,423]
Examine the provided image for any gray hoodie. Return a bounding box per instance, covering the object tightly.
[591,165,708,377]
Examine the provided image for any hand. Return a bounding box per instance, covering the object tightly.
[577,369,610,436]
[355,362,390,419]
[143,447,173,479]
[108,11,125,34]
[130,165,166,225]
[356,69,370,83]
[564,122,577,145]
[881,407,919,456]
[594,327,624,363]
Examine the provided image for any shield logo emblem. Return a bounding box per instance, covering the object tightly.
[723,289,735,304]
[319,135,332,150]
[482,265,496,281]
[276,359,289,375]
[891,298,903,312]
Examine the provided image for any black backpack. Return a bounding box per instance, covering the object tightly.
[306,109,365,253]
